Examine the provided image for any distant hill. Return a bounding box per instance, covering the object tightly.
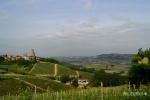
[96,54,133,64]
[54,54,134,65]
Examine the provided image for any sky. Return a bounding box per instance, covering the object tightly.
[0,0,150,57]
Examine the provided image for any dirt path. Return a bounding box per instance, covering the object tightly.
[15,78,47,91]
[29,63,37,73]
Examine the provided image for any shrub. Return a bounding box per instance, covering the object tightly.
[71,78,78,87]
[129,48,150,88]
[91,70,127,87]
[40,58,60,64]
[60,75,71,83]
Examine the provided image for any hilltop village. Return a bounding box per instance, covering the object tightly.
[0,49,37,61]
[0,49,90,89]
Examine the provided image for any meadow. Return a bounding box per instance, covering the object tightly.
[0,61,149,100]
[84,63,129,75]
[1,85,150,100]
[0,62,93,96]
[31,62,93,79]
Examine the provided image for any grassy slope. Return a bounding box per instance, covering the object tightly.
[0,65,26,74]
[85,63,129,75]
[31,62,93,79]
[30,63,54,74]
[0,78,27,96]
[22,77,71,92]
[2,85,150,100]
[31,62,76,75]
[0,62,93,96]
[0,77,71,96]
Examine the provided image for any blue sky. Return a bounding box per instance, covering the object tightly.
[0,0,150,56]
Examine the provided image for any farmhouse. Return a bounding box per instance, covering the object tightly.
[78,79,89,88]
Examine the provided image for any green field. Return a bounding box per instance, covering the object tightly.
[0,61,136,99]
[85,63,130,75]
[0,77,71,96]
[1,85,150,100]
[0,64,26,74]
[0,62,94,97]
[31,62,93,79]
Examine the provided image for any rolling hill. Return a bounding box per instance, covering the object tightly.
[0,77,71,96]
[30,62,93,79]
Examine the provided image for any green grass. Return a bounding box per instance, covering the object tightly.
[0,77,72,96]
[30,62,55,74]
[0,78,27,96]
[22,77,72,92]
[31,62,93,79]
[0,64,26,74]
[31,62,76,75]
[1,85,150,100]
[85,63,129,75]
[0,62,93,97]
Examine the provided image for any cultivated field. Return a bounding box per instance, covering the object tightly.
[1,85,150,100]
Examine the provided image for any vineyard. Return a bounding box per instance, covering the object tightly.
[1,85,150,100]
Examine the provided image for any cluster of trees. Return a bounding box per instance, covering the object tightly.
[60,75,78,87]
[0,59,34,67]
[91,48,150,88]
[91,70,127,87]
[0,58,35,74]
[60,62,95,73]
[129,48,150,88]
[40,58,60,64]
[0,56,5,62]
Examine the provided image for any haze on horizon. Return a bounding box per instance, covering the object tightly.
[0,0,150,57]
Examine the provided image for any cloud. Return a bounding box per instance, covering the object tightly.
[33,18,150,56]
[1,16,150,56]
[82,0,95,12]
[37,18,143,40]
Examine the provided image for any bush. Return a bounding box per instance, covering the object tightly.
[129,48,150,88]
[40,58,60,64]
[0,56,4,62]
[91,70,127,87]
[71,78,78,87]
[60,75,71,83]
[129,64,150,88]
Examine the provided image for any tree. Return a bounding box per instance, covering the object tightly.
[129,48,150,88]
[71,78,78,87]
[0,56,4,62]
[60,75,71,83]
[40,58,59,64]
[91,70,126,87]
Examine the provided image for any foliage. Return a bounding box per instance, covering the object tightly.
[1,85,150,100]
[71,78,78,87]
[0,77,71,96]
[60,62,95,73]
[19,86,33,100]
[60,74,71,83]
[91,70,127,87]
[31,62,93,80]
[129,64,150,88]
[40,58,60,64]
[129,48,150,88]
[0,60,34,72]
[0,56,5,62]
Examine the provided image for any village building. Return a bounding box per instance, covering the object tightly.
[78,79,89,88]
[15,55,24,60]
[23,56,30,60]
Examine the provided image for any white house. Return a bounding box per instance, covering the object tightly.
[78,79,89,88]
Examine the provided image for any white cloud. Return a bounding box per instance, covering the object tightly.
[31,18,150,56]
[37,18,143,40]
[82,0,95,12]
